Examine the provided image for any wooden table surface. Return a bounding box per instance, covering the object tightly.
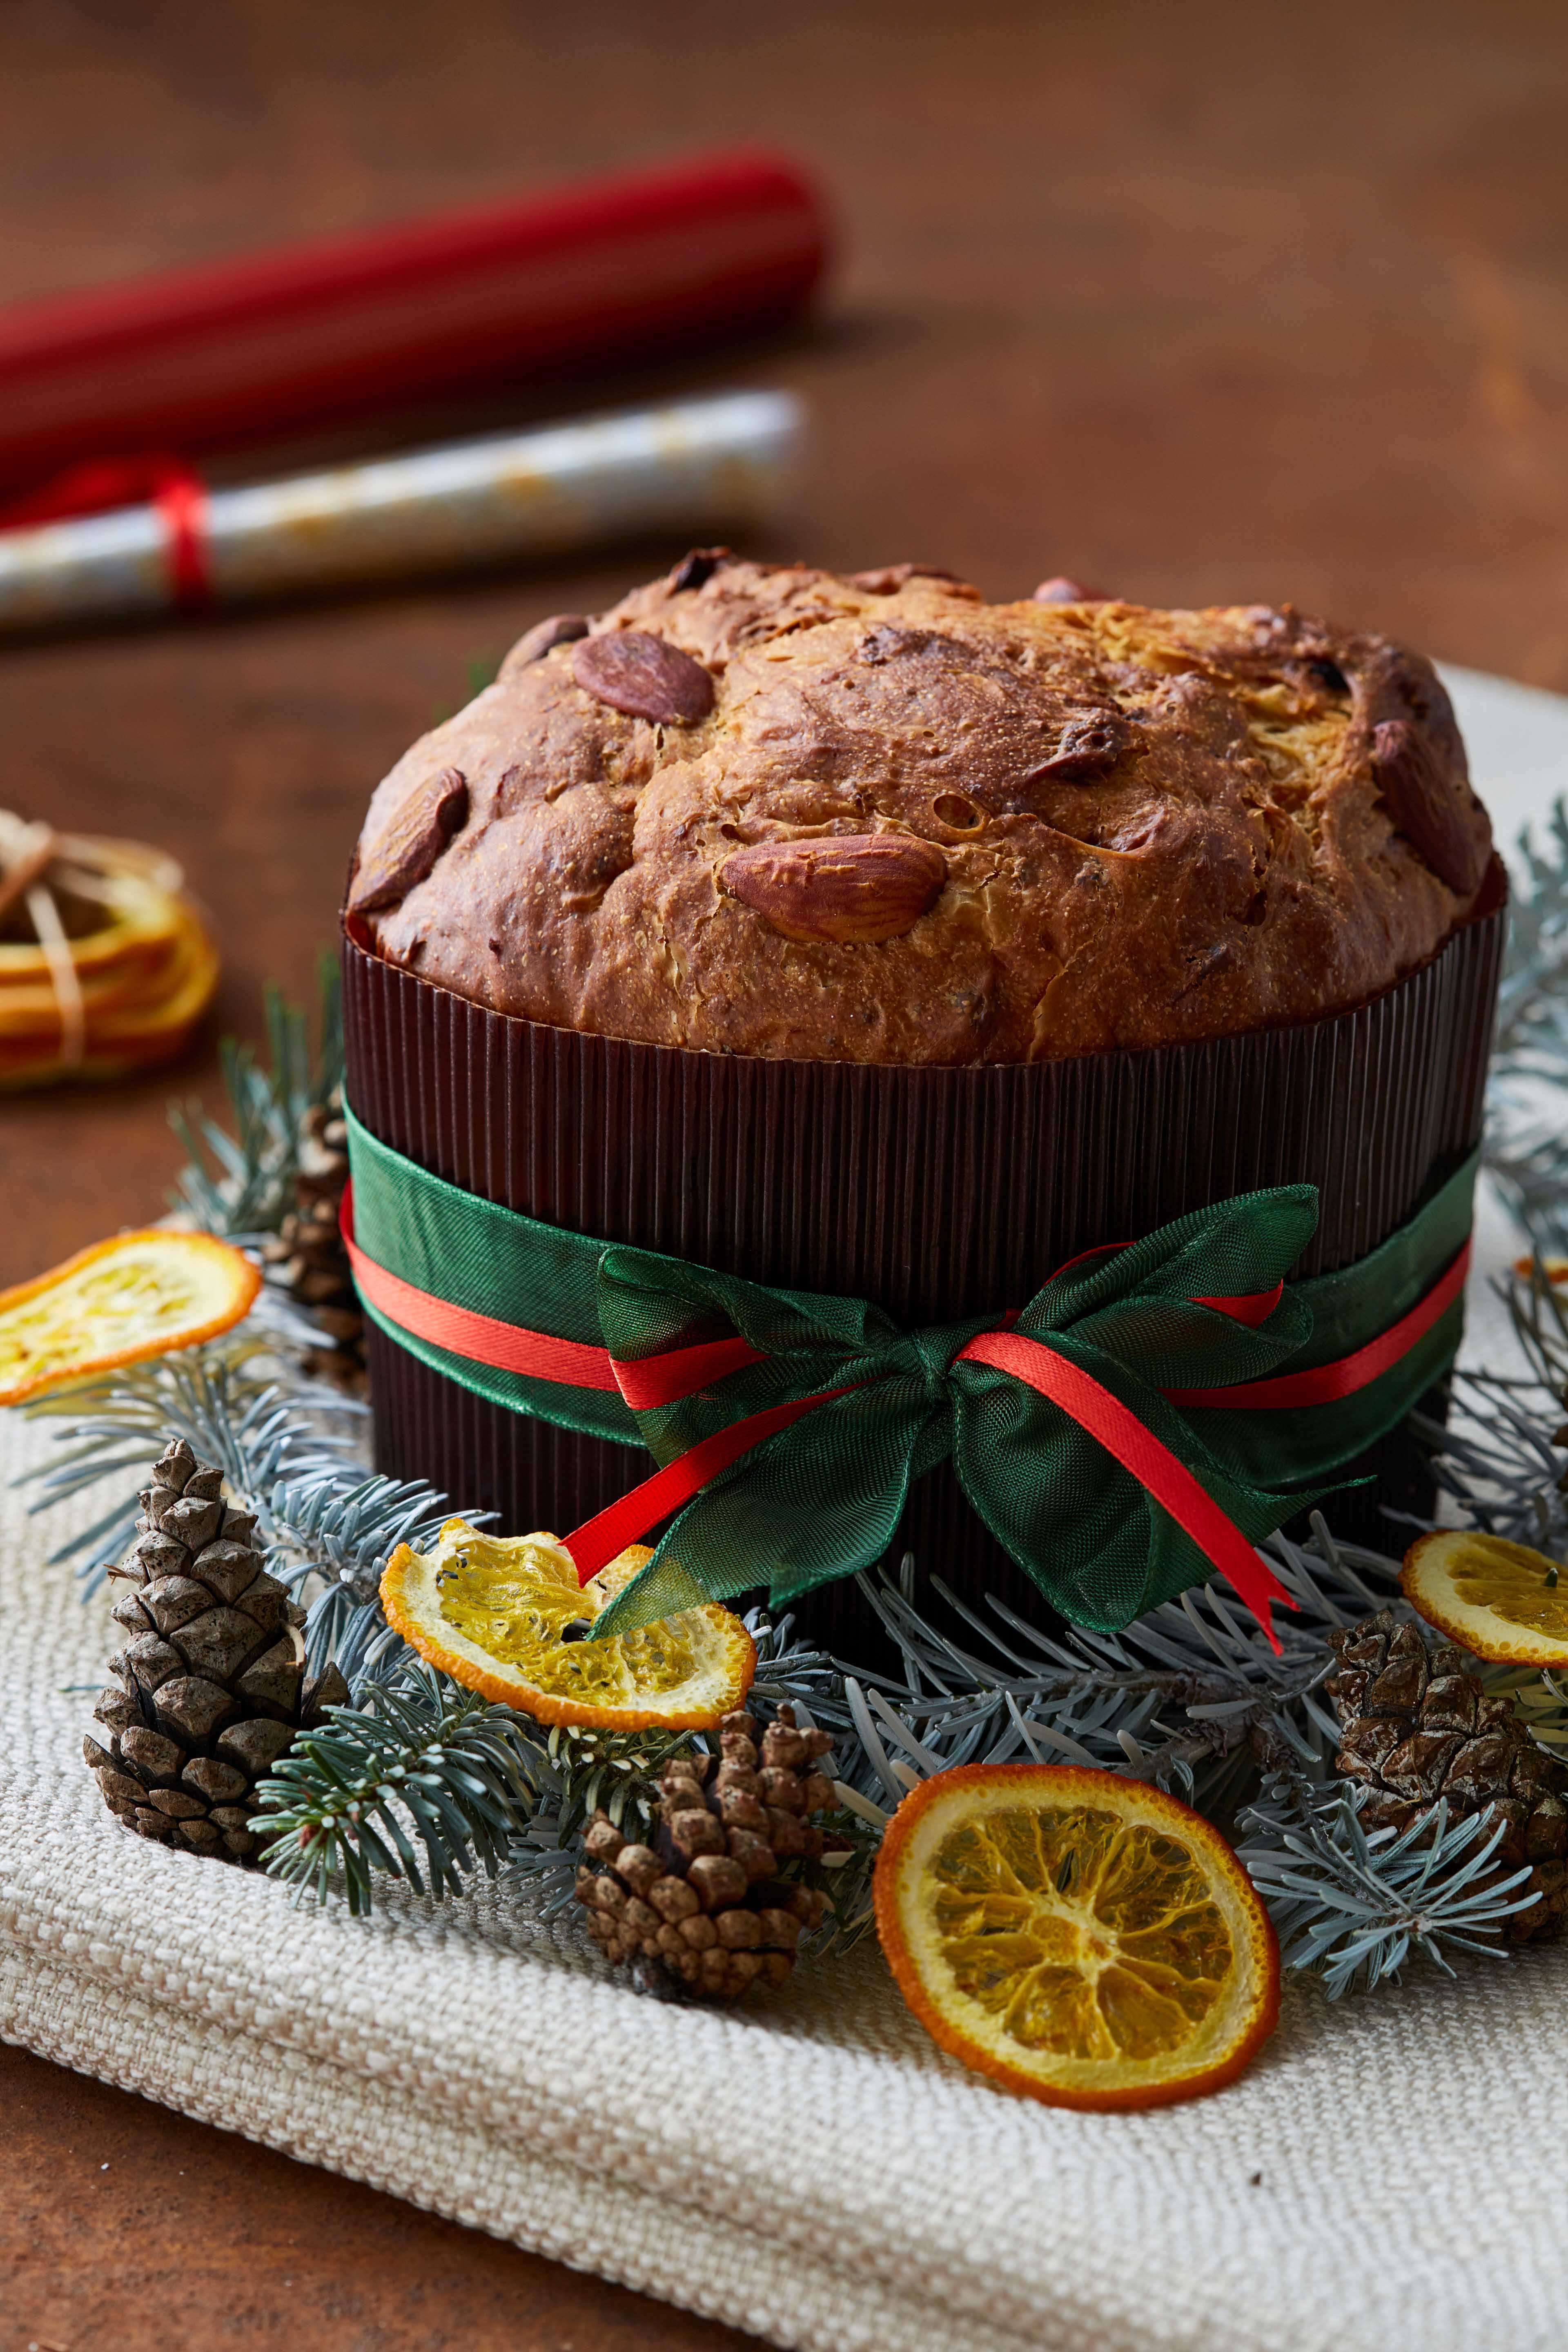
[3,3,1566,2346]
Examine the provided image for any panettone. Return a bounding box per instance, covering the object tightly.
[349,555,1492,1066]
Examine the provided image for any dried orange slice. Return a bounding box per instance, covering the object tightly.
[1403,1528,1568,1666]
[0,1229,261,1404]
[380,1521,757,1730]
[874,1763,1279,2110]
[1515,1256,1568,1284]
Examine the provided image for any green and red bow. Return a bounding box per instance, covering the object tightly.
[340,1105,1474,1653]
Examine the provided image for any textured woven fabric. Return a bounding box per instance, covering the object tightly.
[3,671,1566,2352]
[3,1396,1568,2352]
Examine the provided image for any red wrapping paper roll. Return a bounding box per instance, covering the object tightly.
[0,151,828,494]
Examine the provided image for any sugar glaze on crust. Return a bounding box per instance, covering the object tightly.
[351,555,1493,1066]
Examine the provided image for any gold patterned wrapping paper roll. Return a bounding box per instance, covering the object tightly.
[0,392,804,631]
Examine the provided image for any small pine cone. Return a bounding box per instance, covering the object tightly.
[575,1705,837,2000]
[260,1092,366,1390]
[84,1441,350,1864]
[1327,1609,1568,1943]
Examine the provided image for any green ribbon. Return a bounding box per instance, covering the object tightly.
[343,1103,1474,1637]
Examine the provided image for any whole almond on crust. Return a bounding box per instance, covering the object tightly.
[510,612,589,666]
[720,833,947,944]
[572,630,714,724]
[1371,719,1488,897]
[348,767,468,914]
[668,546,732,592]
[1032,576,1110,603]
[849,563,972,595]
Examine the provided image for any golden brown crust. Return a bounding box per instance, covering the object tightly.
[352,555,1493,1065]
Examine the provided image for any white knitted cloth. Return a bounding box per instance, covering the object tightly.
[4,670,1566,2352]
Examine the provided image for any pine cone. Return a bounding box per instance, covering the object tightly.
[1327,1609,1568,1942]
[574,1704,840,1999]
[83,1439,349,1862]
[260,1096,365,1389]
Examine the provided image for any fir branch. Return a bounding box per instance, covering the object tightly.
[1491,798,1568,1078]
[1486,800,1568,1249]
[1499,1253,1568,1397]
[506,1617,844,1873]
[22,1323,1560,1998]
[505,1719,696,1912]
[267,1463,467,1682]
[747,1622,885,1952]
[255,1659,702,1922]
[15,1336,465,1661]
[800,1517,1395,1831]
[1236,1779,1537,1995]
[169,957,343,1238]
[496,1618,882,1966]
[781,1530,1568,1991]
[17,1347,349,1595]
[1415,1281,1568,1554]
[250,1664,538,1914]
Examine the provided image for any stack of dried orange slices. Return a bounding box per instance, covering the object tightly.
[0,811,218,1088]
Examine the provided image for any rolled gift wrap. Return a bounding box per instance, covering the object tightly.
[0,392,805,630]
[0,150,828,491]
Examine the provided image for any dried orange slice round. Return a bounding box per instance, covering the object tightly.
[874,1763,1279,2110]
[1403,1528,1568,1666]
[1515,1256,1568,1285]
[380,1521,757,1731]
[0,1229,261,1404]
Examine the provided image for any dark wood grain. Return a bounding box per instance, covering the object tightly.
[2,1,1567,2345]
[0,2042,756,2352]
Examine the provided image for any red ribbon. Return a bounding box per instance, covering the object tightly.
[0,452,212,608]
[340,1184,1467,1649]
[564,1385,860,1579]
[341,1194,622,1392]
[1164,1244,1470,1409]
[1193,1280,1284,1329]
[611,1330,766,1409]
[154,470,212,608]
[955,1331,1289,1641]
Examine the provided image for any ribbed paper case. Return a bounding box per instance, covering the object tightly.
[344,869,1505,1659]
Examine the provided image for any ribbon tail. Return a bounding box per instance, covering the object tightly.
[958,1331,1294,1652]
[587,1379,933,1637]
[564,1386,855,1585]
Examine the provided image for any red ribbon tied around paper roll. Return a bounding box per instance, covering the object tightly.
[0,454,211,606]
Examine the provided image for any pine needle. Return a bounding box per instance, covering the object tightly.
[1237,1781,1536,1994]
[251,1666,538,1914]
[169,956,343,1238]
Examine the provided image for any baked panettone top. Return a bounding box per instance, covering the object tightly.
[349,554,1493,1065]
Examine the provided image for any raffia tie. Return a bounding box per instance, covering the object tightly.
[0,809,86,1068]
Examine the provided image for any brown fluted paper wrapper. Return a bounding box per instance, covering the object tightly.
[343,867,1505,1658]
